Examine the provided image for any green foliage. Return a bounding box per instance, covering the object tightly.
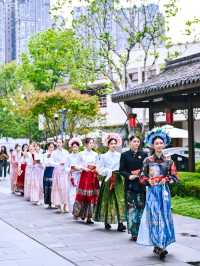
[0,61,18,96]
[171,172,200,199]
[195,161,200,173]
[0,96,43,141]
[18,29,97,91]
[28,90,101,137]
[172,196,200,219]
[65,0,166,91]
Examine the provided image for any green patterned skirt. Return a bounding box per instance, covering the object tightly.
[94,171,125,224]
[125,190,145,237]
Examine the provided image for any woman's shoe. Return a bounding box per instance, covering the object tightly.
[117,223,126,232]
[105,223,112,230]
[130,236,137,241]
[153,247,168,260]
[86,219,94,224]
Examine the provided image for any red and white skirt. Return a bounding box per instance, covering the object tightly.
[73,170,99,219]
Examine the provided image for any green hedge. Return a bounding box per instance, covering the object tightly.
[171,172,200,199]
[172,196,200,219]
[195,161,200,173]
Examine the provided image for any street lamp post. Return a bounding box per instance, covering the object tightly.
[59,109,67,140]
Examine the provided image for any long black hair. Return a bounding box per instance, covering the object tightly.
[0,145,8,155]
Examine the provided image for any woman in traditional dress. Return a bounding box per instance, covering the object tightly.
[24,144,35,200]
[51,139,70,213]
[120,136,147,241]
[0,146,9,179]
[95,133,126,232]
[30,143,44,205]
[10,144,22,193]
[137,128,178,259]
[15,144,28,195]
[73,138,99,224]
[43,142,55,208]
[68,137,83,211]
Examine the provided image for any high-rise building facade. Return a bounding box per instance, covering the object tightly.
[15,0,52,60]
[0,0,52,64]
[5,0,16,62]
[15,0,52,61]
[0,0,6,64]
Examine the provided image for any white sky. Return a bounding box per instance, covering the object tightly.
[51,0,200,43]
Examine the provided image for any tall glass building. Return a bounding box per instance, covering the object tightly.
[0,0,6,64]
[15,0,52,61]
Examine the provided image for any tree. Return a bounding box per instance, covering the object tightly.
[0,96,43,141]
[18,29,97,92]
[0,61,19,96]
[27,90,101,137]
[52,0,168,92]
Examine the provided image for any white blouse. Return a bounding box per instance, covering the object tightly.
[24,152,34,166]
[98,151,121,181]
[69,152,83,169]
[51,148,69,168]
[42,152,55,168]
[80,149,99,167]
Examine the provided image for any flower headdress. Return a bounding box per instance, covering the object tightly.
[68,137,82,148]
[102,133,122,147]
[145,127,171,147]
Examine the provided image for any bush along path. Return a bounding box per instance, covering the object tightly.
[171,172,200,219]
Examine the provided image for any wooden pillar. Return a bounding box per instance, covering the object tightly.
[188,103,195,172]
[149,107,155,130]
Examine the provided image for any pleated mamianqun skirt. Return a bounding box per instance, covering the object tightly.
[43,166,54,205]
[69,171,81,211]
[51,165,70,207]
[73,170,99,219]
[94,172,125,224]
[137,185,175,249]
[16,163,26,193]
[24,165,33,200]
[30,164,44,203]
[10,163,18,193]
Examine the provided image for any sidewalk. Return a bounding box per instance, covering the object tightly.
[0,178,200,266]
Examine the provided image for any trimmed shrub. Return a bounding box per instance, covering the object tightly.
[195,161,200,173]
[171,172,200,199]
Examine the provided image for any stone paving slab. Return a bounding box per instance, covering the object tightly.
[0,220,74,266]
[0,178,200,266]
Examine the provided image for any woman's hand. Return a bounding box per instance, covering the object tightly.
[149,178,156,186]
[129,175,137,180]
[160,178,166,185]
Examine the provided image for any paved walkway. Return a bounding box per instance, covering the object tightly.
[0,177,200,266]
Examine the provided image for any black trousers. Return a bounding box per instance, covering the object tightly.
[0,160,7,177]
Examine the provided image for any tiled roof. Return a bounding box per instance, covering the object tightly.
[112,52,200,103]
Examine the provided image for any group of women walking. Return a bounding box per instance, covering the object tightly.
[9,128,178,260]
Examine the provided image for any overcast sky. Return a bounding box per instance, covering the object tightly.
[51,0,200,43]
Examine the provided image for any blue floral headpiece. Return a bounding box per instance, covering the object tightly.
[145,127,171,147]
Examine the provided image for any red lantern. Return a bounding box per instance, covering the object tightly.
[128,113,137,128]
[166,111,173,124]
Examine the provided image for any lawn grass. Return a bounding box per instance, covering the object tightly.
[172,195,200,219]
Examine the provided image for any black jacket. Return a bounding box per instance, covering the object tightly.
[120,149,147,193]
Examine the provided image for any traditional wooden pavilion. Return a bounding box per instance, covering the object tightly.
[112,52,200,172]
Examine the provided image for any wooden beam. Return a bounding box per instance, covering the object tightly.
[126,95,200,109]
[113,81,200,103]
[149,106,155,130]
[188,101,195,172]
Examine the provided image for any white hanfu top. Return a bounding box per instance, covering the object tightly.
[69,152,83,170]
[24,152,34,166]
[51,148,69,171]
[80,149,99,168]
[42,152,55,168]
[98,151,121,181]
